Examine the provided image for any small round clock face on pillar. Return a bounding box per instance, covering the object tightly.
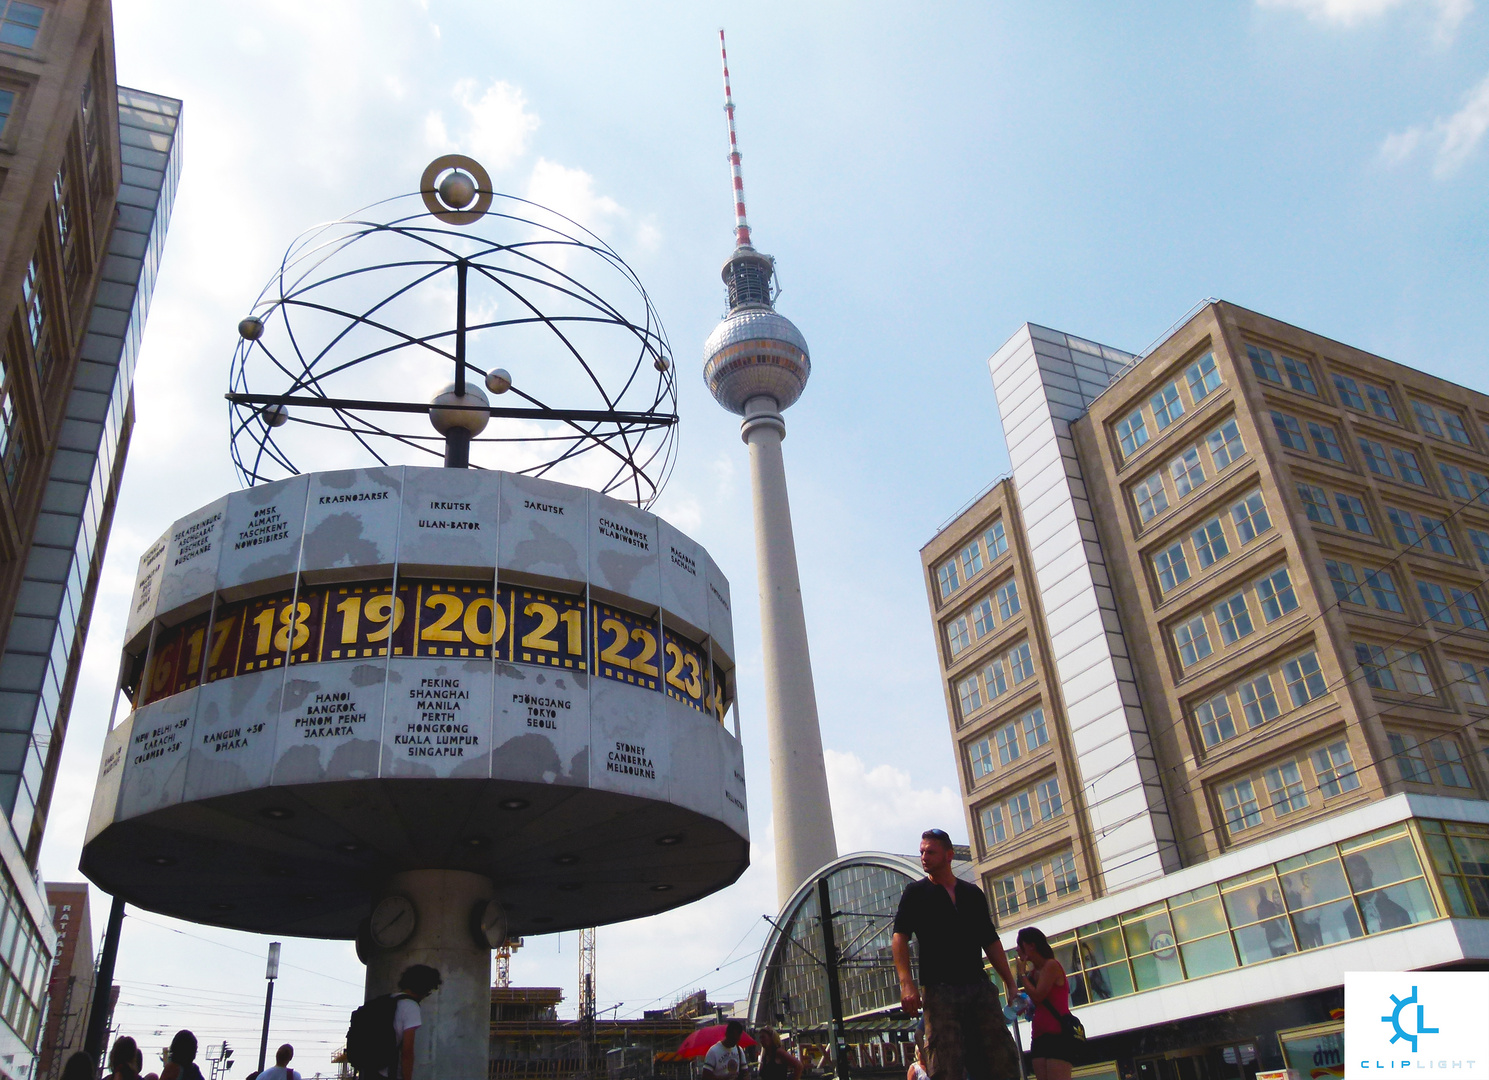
[370,894,417,949]
[472,899,507,949]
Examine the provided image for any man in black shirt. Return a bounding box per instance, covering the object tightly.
[891,829,1019,1080]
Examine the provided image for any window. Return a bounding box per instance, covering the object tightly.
[1273,412,1307,451]
[1299,484,1336,525]
[1175,616,1213,667]
[1441,463,1471,500]
[947,616,972,656]
[1152,383,1184,430]
[1265,762,1309,816]
[1232,492,1272,544]
[996,723,1021,766]
[1221,778,1263,833]
[1281,355,1317,394]
[1359,438,1393,478]
[1453,661,1488,706]
[996,580,1021,621]
[1023,707,1049,748]
[1256,568,1299,622]
[1051,851,1079,896]
[1452,587,1487,630]
[1443,412,1471,445]
[1422,515,1455,556]
[1247,345,1282,385]
[984,657,1008,700]
[1197,693,1237,748]
[1187,353,1221,401]
[1333,374,1365,410]
[937,560,960,599]
[1419,581,1452,624]
[1155,543,1190,592]
[1208,420,1246,470]
[1118,409,1149,457]
[1393,649,1433,695]
[1389,732,1432,784]
[958,675,983,716]
[972,598,995,638]
[1170,446,1205,497]
[1134,473,1169,523]
[1472,472,1489,506]
[0,2,43,49]
[1366,384,1398,421]
[1430,738,1473,788]
[980,804,1006,847]
[1327,560,1365,605]
[1392,447,1426,486]
[960,539,985,579]
[1308,422,1345,463]
[990,876,1019,918]
[1471,529,1489,565]
[1009,792,1034,836]
[1037,777,1063,820]
[23,255,50,381]
[1239,674,1280,728]
[1356,643,1397,691]
[1387,506,1420,547]
[1193,518,1229,567]
[1364,568,1405,613]
[1215,593,1254,645]
[1336,493,1373,535]
[969,737,996,780]
[1313,741,1360,797]
[1412,400,1445,438]
[986,520,1008,557]
[1283,652,1327,707]
[1023,863,1050,907]
[0,88,13,139]
[1010,642,1035,683]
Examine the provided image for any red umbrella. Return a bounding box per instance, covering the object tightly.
[677,1025,758,1059]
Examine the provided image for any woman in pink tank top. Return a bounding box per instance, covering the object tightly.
[1017,927,1074,1080]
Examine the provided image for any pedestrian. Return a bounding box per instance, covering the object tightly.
[60,1052,94,1080]
[891,828,1019,1080]
[160,1030,206,1080]
[1016,928,1075,1080]
[700,1021,747,1080]
[756,1027,802,1080]
[104,1037,141,1080]
[136,1044,158,1080]
[388,963,442,1080]
[257,1044,300,1080]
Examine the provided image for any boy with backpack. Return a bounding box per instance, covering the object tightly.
[345,965,442,1079]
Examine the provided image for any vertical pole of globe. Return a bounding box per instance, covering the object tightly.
[741,396,837,908]
[445,260,471,468]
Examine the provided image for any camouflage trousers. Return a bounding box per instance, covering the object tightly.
[921,981,1020,1080]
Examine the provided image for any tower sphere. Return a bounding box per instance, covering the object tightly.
[703,307,811,415]
[429,382,491,436]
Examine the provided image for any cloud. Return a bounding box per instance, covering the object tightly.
[825,749,967,855]
[427,79,540,172]
[1257,0,1473,40]
[527,157,623,232]
[1380,71,1489,175]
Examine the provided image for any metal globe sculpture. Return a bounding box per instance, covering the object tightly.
[227,155,678,508]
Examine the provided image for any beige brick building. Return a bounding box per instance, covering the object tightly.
[920,302,1489,1080]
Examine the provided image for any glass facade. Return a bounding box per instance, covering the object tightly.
[0,865,46,1047]
[0,90,181,849]
[1030,821,1470,1007]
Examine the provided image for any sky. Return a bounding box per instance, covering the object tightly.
[31,0,1489,1073]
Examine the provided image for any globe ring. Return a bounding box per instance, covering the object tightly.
[420,154,494,225]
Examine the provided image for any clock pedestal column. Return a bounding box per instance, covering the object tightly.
[365,869,499,1079]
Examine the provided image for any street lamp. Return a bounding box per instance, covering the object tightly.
[258,942,280,1073]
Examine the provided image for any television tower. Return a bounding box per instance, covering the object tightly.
[704,31,837,908]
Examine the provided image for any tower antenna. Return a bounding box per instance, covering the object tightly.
[719,29,753,250]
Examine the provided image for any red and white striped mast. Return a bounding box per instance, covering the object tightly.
[719,29,754,250]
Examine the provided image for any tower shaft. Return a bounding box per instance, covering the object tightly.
[742,398,838,908]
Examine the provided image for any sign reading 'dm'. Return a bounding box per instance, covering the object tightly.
[1345,972,1489,1080]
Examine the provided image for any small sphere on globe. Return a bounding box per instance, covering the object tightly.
[430,383,491,436]
[259,403,289,428]
[238,316,265,341]
[654,356,670,373]
[485,368,512,395]
[439,170,478,211]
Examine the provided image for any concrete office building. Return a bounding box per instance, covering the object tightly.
[922,302,1489,1080]
[0,0,181,1071]
[36,883,91,1080]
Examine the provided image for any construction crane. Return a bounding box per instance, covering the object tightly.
[494,937,524,989]
[579,928,597,1079]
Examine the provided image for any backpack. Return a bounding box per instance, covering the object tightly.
[346,993,406,1075]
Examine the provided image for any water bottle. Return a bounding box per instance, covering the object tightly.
[1002,991,1031,1023]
